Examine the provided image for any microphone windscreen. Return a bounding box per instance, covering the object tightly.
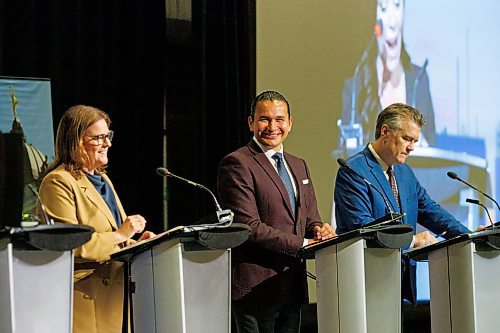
[375,19,383,38]
[466,198,480,204]
[447,171,458,180]
[156,167,170,177]
[337,158,348,168]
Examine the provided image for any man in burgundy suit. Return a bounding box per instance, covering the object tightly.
[217,91,334,333]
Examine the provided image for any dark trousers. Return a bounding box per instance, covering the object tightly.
[232,297,301,333]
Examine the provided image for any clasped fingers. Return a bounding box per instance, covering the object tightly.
[124,214,147,233]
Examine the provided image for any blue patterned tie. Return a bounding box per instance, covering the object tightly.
[272,153,296,216]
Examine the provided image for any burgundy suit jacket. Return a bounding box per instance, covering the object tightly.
[217,140,323,303]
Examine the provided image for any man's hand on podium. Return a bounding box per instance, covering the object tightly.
[414,225,488,248]
[475,225,488,232]
[308,223,335,244]
[413,231,438,248]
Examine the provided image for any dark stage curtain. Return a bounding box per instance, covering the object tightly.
[0,0,256,230]
[0,0,166,232]
[165,0,255,228]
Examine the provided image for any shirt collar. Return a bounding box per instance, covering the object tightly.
[368,143,390,171]
[252,136,284,159]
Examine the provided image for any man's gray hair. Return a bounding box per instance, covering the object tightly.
[375,103,425,139]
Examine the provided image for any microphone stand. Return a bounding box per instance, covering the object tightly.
[447,171,500,213]
[410,59,428,108]
[156,167,233,226]
[339,21,383,155]
[27,183,55,225]
[466,198,494,227]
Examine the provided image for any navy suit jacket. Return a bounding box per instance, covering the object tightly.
[217,140,323,303]
[334,146,470,301]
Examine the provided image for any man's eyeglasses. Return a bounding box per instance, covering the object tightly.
[85,130,114,145]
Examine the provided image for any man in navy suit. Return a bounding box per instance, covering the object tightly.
[334,102,470,301]
[218,91,334,332]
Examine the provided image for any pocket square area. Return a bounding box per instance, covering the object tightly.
[302,179,309,184]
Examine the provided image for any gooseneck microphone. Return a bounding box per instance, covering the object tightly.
[466,198,494,226]
[411,59,429,108]
[350,19,383,125]
[337,158,395,215]
[27,183,55,225]
[156,167,223,212]
[447,171,500,213]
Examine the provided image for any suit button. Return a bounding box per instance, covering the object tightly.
[103,278,110,286]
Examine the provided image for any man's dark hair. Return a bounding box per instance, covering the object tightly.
[375,103,426,139]
[250,91,291,119]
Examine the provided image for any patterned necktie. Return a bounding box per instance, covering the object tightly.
[272,153,296,216]
[387,166,400,211]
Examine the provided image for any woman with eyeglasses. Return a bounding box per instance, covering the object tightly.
[38,104,154,333]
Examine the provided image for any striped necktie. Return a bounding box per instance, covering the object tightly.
[272,153,296,216]
[387,166,400,211]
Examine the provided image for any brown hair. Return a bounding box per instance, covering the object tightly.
[48,105,111,178]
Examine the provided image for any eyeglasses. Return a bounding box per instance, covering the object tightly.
[85,130,114,145]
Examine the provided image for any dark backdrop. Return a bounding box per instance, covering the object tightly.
[165,0,255,228]
[0,0,255,232]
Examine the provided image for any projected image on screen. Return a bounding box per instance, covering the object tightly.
[0,77,54,220]
[257,0,500,303]
[333,0,500,301]
[337,0,436,156]
[336,0,500,301]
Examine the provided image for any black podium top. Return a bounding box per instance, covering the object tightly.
[110,222,251,262]
[298,218,413,260]
[1,223,94,251]
[406,226,500,261]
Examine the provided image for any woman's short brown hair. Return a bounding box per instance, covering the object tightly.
[49,105,111,178]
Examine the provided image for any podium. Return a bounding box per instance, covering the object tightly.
[111,223,250,333]
[299,217,412,333]
[0,224,93,333]
[408,227,500,333]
